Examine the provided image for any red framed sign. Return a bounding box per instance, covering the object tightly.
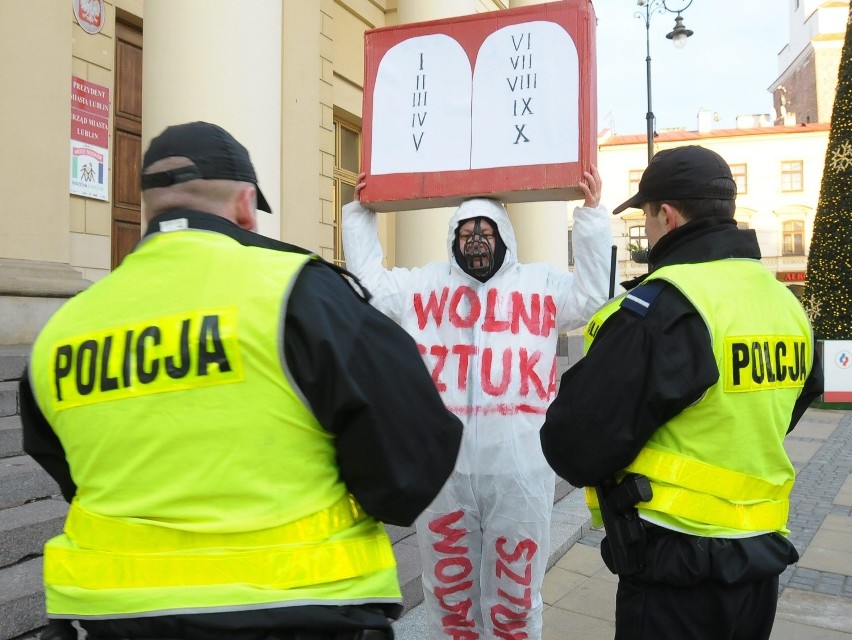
[360,0,597,212]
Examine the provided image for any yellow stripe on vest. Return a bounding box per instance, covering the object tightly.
[626,447,794,502]
[585,449,793,531]
[45,526,396,590]
[585,485,788,532]
[638,485,789,531]
[65,493,367,552]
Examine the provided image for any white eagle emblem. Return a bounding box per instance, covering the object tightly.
[73,0,104,34]
[79,0,101,23]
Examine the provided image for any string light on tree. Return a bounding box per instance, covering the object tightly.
[829,139,852,173]
[803,1,852,340]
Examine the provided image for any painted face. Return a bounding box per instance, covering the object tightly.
[458,217,496,276]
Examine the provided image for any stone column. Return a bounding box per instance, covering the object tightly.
[393,0,477,267]
[142,0,283,239]
[0,4,70,263]
[0,4,89,344]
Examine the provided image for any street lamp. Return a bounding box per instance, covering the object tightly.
[635,0,694,163]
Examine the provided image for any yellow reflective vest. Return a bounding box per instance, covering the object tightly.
[29,227,399,617]
[584,259,812,538]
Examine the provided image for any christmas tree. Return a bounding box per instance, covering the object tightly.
[802,6,852,339]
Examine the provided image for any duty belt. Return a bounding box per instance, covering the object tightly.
[586,447,793,532]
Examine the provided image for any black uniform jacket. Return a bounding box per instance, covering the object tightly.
[539,216,823,586]
[20,209,464,637]
[541,216,823,488]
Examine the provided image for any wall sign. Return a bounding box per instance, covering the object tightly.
[776,271,807,282]
[70,76,110,201]
[823,340,852,403]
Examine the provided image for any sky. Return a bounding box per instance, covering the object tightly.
[593,1,789,136]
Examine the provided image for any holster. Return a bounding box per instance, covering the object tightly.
[595,473,652,576]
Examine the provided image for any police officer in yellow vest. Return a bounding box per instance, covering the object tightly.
[21,121,463,640]
[540,146,823,640]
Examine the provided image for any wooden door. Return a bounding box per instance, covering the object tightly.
[111,21,143,269]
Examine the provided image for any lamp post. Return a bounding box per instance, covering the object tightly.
[635,0,694,163]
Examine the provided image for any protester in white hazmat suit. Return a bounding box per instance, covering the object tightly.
[342,169,615,640]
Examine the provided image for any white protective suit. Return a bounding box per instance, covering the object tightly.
[342,197,614,640]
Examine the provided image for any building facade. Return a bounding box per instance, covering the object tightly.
[2,0,592,347]
[0,0,846,346]
[599,0,847,294]
[770,0,849,126]
[598,123,831,296]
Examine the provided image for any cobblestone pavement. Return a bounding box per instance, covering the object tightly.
[396,408,852,639]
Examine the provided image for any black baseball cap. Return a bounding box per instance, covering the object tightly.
[612,145,736,215]
[141,121,272,213]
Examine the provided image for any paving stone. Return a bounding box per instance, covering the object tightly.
[542,565,587,607]
[384,523,415,545]
[554,477,572,502]
[551,576,617,622]
[775,587,852,634]
[393,536,424,615]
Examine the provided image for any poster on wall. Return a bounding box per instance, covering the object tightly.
[823,340,852,402]
[70,76,110,201]
[360,0,597,212]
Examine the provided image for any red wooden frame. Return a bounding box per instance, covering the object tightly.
[360,0,597,212]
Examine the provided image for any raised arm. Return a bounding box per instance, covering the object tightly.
[551,165,619,331]
[342,174,416,323]
[577,164,602,208]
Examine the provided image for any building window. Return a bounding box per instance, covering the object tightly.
[333,118,361,266]
[628,225,648,248]
[782,220,805,255]
[629,169,642,195]
[781,160,803,192]
[730,163,747,194]
[627,225,649,262]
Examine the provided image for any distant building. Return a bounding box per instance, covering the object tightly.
[596,0,847,297]
[770,0,849,125]
[598,123,830,298]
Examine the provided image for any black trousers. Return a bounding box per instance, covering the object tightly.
[614,574,779,640]
[43,619,390,640]
[602,523,796,640]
